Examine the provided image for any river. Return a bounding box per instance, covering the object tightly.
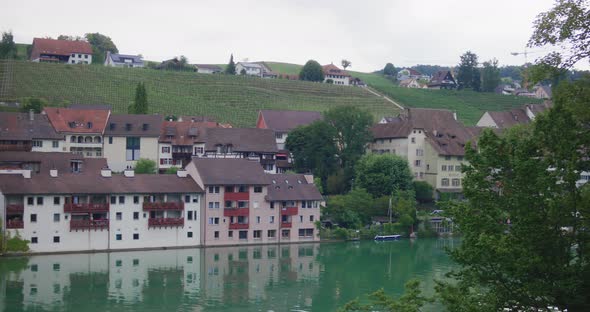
[0,238,458,312]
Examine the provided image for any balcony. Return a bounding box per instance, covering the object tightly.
[6,220,24,229]
[281,207,298,216]
[148,217,184,228]
[64,203,109,213]
[142,202,184,211]
[6,204,24,214]
[224,192,249,201]
[223,208,249,217]
[229,223,249,230]
[281,222,292,228]
[0,143,32,152]
[70,219,109,231]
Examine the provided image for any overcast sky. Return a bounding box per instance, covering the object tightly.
[2,0,572,72]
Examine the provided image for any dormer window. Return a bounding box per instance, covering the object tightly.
[288,185,293,190]
[68,122,76,128]
[109,123,116,130]
[87,122,93,129]
[142,123,149,131]
[285,180,289,184]
[297,180,302,184]
[126,123,132,131]
[272,180,276,184]
[275,186,280,190]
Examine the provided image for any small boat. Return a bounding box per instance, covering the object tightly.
[374,234,401,241]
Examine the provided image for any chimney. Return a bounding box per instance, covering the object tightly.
[124,168,135,178]
[22,170,31,179]
[176,169,188,178]
[452,111,457,120]
[178,116,183,122]
[50,168,58,177]
[101,167,112,177]
[29,109,34,121]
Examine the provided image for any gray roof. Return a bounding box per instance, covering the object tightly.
[105,114,163,137]
[266,174,323,201]
[194,64,222,71]
[0,112,63,140]
[109,53,143,65]
[204,128,278,153]
[258,110,322,132]
[192,158,269,185]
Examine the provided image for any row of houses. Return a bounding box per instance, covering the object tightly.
[0,153,322,253]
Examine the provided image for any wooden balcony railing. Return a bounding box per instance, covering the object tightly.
[6,204,24,214]
[6,220,24,229]
[64,203,109,213]
[70,219,109,231]
[224,192,249,201]
[223,208,249,217]
[229,223,249,230]
[281,207,298,216]
[281,222,292,228]
[148,217,184,228]
[0,144,32,152]
[142,201,184,211]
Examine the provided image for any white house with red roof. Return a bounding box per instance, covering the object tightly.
[322,64,350,85]
[30,38,93,64]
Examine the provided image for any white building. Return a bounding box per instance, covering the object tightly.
[104,51,144,68]
[235,62,265,77]
[30,38,93,64]
[194,64,222,74]
[322,64,350,85]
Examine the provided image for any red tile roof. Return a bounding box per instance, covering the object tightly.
[258,110,322,132]
[322,64,351,77]
[43,107,110,134]
[159,121,221,145]
[30,38,93,60]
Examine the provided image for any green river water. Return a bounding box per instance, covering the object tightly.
[0,238,458,312]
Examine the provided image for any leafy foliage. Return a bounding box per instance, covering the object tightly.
[134,159,157,174]
[129,82,148,114]
[164,167,178,174]
[0,31,17,59]
[354,153,413,198]
[225,54,236,75]
[84,33,118,65]
[299,60,324,82]
[457,51,480,91]
[383,63,397,76]
[481,58,500,92]
[341,59,351,70]
[20,97,47,113]
[339,280,431,312]
[4,230,30,252]
[324,188,374,227]
[413,181,433,203]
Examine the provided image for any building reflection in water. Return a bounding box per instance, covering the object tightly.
[0,244,321,312]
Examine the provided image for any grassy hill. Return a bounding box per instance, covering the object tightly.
[265,62,543,125]
[0,60,397,127]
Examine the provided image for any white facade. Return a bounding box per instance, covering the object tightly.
[65,133,104,157]
[103,136,159,172]
[476,112,498,128]
[31,139,66,152]
[235,63,263,77]
[67,53,92,64]
[324,74,350,85]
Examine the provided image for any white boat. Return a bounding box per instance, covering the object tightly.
[374,234,401,241]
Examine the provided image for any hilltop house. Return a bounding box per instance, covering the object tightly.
[194,64,222,74]
[322,64,350,85]
[104,51,144,68]
[235,62,264,77]
[30,38,93,64]
[399,78,424,89]
[397,68,424,81]
[428,70,456,89]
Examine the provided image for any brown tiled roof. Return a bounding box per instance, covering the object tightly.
[487,109,531,129]
[0,112,63,140]
[266,174,323,201]
[0,152,106,174]
[158,121,218,145]
[258,110,322,132]
[191,158,269,185]
[178,116,217,122]
[44,107,110,134]
[371,119,413,139]
[105,114,162,137]
[0,173,202,195]
[322,64,351,77]
[204,128,278,153]
[30,38,93,60]
[526,101,552,116]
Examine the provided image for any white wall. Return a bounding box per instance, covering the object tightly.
[103,137,159,172]
[67,53,92,64]
[476,112,498,128]
[31,139,66,153]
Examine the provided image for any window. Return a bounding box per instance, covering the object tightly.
[270,202,275,209]
[116,234,122,241]
[84,54,88,59]
[31,237,38,244]
[119,196,125,204]
[415,160,422,167]
[30,214,37,223]
[133,212,139,220]
[185,195,190,203]
[238,201,247,208]
[416,149,424,156]
[442,165,447,171]
[441,178,450,186]
[27,197,34,205]
[187,211,193,220]
[116,212,122,220]
[53,197,60,205]
[275,132,283,139]
[208,217,219,225]
[457,156,464,161]
[254,186,262,193]
[111,196,116,204]
[253,230,262,239]
[455,165,461,172]
[215,202,220,209]
[32,140,43,147]
[126,137,141,161]
[133,233,139,240]
[269,216,275,223]
[133,196,139,204]
[445,156,451,160]
[187,231,193,238]
[299,229,305,237]
[214,231,219,239]
[228,231,233,238]
[53,213,60,222]
[282,229,290,238]
[208,202,214,209]
[239,231,248,240]
[267,230,276,238]
[162,146,170,153]
[208,186,220,193]
[37,197,43,205]
[52,141,59,148]
[452,179,461,187]
[310,215,314,222]
[53,236,60,243]
[300,215,303,223]
[256,216,261,223]
[411,137,416,143]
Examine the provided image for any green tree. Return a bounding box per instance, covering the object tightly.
[354,153,413,198]
[481,58,501,92]
[84,33,118,65]
[324,188,374,227]
[437,79,590,310]
[0,31,17,59]
[164,167,178,174]
[341,59,351,70]
[134,159,157,174]
[383,63,396,76]
[299,60,324,82]
[413,181,433,203]
[225,54,236,75]
[457,51,480,90]
[20,97,47,113]
[130,82,148,114]
[529,0,590,69]
[340,280,431,312]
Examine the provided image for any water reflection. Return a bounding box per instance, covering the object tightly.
[0,239,458,312]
